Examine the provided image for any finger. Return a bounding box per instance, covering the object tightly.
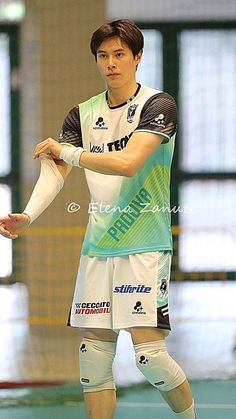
[8,213,20,222]
[34,138,53,152]
[8,233,18,239]
[33,146,49,159]
[0,226,18,239]
[33,140,49,156]
[8,213,24,220]
[0,216,10,223]
[33,145,44,158]
[34,139,49,149]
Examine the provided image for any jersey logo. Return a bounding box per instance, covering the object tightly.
[107,133,132,151]
[132,301,146,315]
[93,116,108,130]
[90,143,105,153]
[150,113,166,128]
[89,133,131,153]
[114,284,152,293]
[127,104,138,123]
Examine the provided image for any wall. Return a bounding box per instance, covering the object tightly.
[107,0,236,21]
[20,0,105,321]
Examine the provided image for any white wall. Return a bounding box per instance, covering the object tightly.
[107,0,236,21]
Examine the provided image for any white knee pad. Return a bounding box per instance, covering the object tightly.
[79,338,117,393]
[134,340,186,391]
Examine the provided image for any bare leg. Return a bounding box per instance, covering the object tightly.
[84,390,116,419]
[131,327,195,415]
[80,328,118,419]
[160,379,193,413]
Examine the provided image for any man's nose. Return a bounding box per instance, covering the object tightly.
[107,56,116,69]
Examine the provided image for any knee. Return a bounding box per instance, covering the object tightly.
[134,340,186,391]
[79,338,117,393]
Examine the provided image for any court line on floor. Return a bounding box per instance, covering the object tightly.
[117,402,236,410]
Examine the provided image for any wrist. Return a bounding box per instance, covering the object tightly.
[22,212,31,225]
[59,145,85,168]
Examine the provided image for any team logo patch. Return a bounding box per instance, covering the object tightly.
[132,301,146,315]
[127,104,138,123]
[160,279,167,295]
[93,117,108,130]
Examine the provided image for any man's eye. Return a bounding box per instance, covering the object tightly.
[116,53,124,57]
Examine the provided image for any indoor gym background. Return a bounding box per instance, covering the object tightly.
[0,1,236,418]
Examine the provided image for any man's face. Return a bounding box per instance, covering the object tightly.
[96,36,142,89]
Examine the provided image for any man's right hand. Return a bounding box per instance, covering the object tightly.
[0,213,30,239]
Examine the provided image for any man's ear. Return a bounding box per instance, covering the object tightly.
[135,50,142,70]
[135,50,143,65]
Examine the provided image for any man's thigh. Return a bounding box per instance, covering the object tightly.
[130,326,169,344]
[80,327,118,343]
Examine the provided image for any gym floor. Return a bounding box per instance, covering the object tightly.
[0,380,236,418]
[0,281,236,417]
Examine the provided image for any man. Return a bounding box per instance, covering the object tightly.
[0,19,197,419]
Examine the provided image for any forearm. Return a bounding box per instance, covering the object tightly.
[79,150,132,176]
[24,155,64,223]
[59,132,163,177]
[59,145,134,177]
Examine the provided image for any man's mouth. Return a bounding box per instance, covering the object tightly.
[107,73,120,77]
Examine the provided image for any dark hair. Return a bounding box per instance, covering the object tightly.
[90,19,144,59]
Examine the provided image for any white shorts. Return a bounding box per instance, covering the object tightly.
[67,251,172,332]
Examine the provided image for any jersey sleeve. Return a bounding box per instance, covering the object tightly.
[135,92,177,143]
[59,106,83,147]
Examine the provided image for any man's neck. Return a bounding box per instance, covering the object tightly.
[107,82,139,107]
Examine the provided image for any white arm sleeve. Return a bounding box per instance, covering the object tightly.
[23,154,64,224]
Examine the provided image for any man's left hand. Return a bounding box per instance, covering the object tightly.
[33,138,63,160]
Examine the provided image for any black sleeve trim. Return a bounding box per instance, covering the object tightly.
[135,92,177,143]
[59,106,83,147]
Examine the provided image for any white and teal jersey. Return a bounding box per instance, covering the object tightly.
[59,84,177,257]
